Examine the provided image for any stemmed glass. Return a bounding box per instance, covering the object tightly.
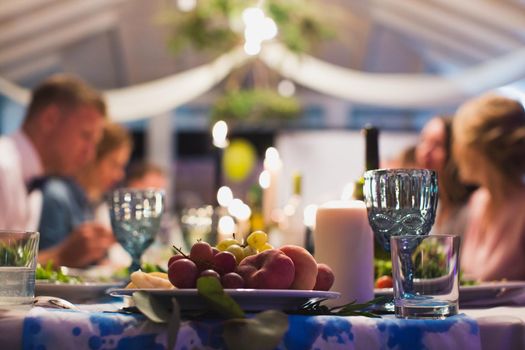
[109,188,165,273]
[363,169,438,312]
[363,168,438,251]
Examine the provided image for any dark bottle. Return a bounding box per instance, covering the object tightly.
[353,125,390,265]
[353,125,379,200]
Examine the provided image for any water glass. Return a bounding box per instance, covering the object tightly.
[0,231,39,310]
[391,234,459,319]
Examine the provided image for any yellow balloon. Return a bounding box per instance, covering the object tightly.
[223,139,257,182]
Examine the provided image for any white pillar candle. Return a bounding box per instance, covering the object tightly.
[314,200,374,305]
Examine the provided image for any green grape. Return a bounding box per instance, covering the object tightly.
[243,245,257,258]
[258,243,273,252]
[246,230,268,249]
[226,244,245,263]
[217,238,240,251]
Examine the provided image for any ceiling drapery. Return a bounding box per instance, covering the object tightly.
[1,43,524,121]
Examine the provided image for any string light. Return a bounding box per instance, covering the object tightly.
[217,186,233,207]
[241,7,278,55]
[177,0,196,12]
[212,120,229,148]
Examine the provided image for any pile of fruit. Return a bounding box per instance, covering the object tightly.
[167,231,335,290]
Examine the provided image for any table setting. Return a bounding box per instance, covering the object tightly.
[1,176,525,350]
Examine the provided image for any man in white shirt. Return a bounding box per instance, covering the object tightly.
[0,74,114,267]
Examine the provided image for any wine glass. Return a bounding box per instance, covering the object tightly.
[109,188,165,273]
[363,168,438,251]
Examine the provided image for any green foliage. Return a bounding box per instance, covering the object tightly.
[211,88,301,126]
[160,0,334,56]
[374,258,392,280]
[35,262,82,284]
[197,276,245,319]
[294,297,384,318]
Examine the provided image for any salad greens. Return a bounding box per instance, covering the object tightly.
[35,261,82,284]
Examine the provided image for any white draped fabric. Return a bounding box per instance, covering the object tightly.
[259,43,525,109]
[1,43,524,121]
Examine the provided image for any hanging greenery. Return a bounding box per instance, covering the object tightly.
[159,0,337,127]
[211,88,300,126]
[160,0,335,56]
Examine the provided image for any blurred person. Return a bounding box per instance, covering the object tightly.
[125,161,186,268]
[383,144,417,169]
[415,116,475,237]
[76,122,133,226]
[0,74,114,267]
[453,94,525,281]
[38,123,132,256]
[126,162,167,190]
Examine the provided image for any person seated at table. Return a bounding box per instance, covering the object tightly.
[76,122,133,226]
[125,161,187,265]
[37,122,132,266]
[126,161,168,190]
[415,116,475,237]
[0,74,114,268]
[453,94,525,281]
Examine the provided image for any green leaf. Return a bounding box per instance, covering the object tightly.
[196,276,245,319]
[132,292,173,323]
[223,310,289,350]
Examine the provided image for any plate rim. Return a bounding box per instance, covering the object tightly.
[108,287,341,299]
[374,280,525,295]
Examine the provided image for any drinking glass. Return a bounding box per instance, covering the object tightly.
[109,188,165,273]
[0,231,39,310]
[363,168,438,251]
[363,168,438,314]
[391,234,459,318]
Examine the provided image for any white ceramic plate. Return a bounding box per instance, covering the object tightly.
[36,281,125,302]
[109,288,341,311]
[375,281,525,303]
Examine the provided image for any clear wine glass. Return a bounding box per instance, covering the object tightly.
[109,188,165,273]
[363,168,438,251]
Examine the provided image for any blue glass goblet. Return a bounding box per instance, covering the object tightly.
[109,188,165,273]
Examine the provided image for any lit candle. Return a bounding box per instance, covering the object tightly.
[261,147,282,228]
[314,200,374,305]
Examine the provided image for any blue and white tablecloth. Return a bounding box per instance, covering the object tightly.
[21,304,482,350]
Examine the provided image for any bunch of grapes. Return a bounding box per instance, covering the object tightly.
[216,231,273,263]
[167,231,273,289]
[168,241,243,289]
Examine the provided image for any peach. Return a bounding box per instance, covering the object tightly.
[314,263,335,291]
[237,249,295,289]
[279,245,318,290]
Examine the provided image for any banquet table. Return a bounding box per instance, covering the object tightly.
[1,299,524,350]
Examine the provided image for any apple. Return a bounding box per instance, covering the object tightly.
[237,249,295,289]
[279,245,318,290]
[314,263,335,291]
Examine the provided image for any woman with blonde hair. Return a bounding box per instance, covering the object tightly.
[453,94,525,281]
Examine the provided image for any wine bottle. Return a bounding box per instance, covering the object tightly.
[353,125,379,200]
[353,126,389,264]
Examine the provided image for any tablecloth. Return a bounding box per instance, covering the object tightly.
[2,302,524,349]
[20,306,481,350]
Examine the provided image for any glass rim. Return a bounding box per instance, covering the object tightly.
[111,187,165,194]
[390,234,458,240]
[364,168,436,178]
[0,230,39,235]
